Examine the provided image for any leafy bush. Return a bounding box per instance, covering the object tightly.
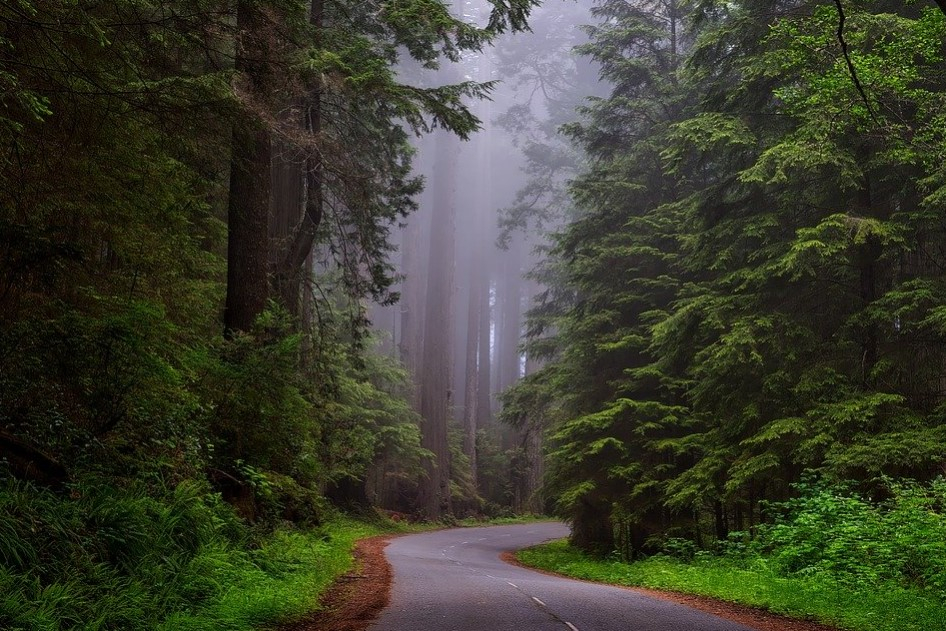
[751,478,946,596]
[202,307,427,519]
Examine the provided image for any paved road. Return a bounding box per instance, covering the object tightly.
[369,522,754,631]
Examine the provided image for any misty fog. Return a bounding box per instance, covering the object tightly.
[368,0,606,514]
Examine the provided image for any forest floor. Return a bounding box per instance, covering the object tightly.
[283,532,838,631]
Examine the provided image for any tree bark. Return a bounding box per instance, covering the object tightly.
[497,235,523,395]
[269,126,305,309]
[398,210,426,408]
[272,0,324,320]
[225,0,274,335]
[462,249,486,483]
[417,128,458,519]
[477,273,492,430]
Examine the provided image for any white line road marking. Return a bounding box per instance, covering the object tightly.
[506,582,518,588]
[564,623,579,631]
[532,597,546,606]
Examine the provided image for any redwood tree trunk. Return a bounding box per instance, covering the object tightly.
[225,0,274,335]
[462,248,486,483]
[497,235,523,395]
[272,0,324,321]
[476,274,492,430]
[417,128,458,520]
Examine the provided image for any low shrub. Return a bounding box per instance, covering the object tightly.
[754,478,946,596]
[0,476,377,630]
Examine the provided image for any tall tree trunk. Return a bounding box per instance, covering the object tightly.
[398,133,434,391]
[225,0,273,335]
[417,128,458,519]
[497,235,523,395]
[398,209,426,406]
[269,128,305,307]
[272,0,323,320]
[459,95,493,482]
[514,281,545,512]
[462,247,486,483]
[523,425,543,512]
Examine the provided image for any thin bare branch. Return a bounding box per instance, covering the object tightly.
[833,0,879,125]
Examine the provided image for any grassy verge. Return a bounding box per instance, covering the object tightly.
[516,540,946,631]
[0,479,407,631]
[160,515,388,630]
[186,513,551,629]
[457,514,553,527]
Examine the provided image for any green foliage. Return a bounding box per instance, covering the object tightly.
[507,0,946,561]
[754,478,946,598]
[0,477,386,630]
[517,538,946,631]
[0,477,237,630]
[196,304,429,521]
[0,304,214,479]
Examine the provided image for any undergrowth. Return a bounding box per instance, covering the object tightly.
[517,478,946,631]
[0,477,384,630]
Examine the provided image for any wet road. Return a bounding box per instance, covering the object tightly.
[369,522,755,631]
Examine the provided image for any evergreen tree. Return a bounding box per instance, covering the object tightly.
[519,0,946,555]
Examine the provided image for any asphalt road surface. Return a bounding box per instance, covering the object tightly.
[369,522,754,631]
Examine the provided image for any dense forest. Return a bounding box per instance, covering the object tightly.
[4,0,946,623]
[0,0,539,625]
[503,0,946,559]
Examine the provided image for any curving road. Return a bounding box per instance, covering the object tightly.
[369,522,754,631]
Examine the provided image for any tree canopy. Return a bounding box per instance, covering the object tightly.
[507,0,946,556]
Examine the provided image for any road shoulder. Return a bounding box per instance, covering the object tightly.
[279,534,394,631]
[501,551,840,631]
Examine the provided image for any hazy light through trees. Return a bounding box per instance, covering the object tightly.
[369,0,601,516]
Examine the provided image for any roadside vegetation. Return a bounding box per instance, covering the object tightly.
[0,478,399,630]
[518,478,946,631]
[0,467,542,630]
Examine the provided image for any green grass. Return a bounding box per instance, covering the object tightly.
[516,540,946,631]
[160,515,386,630]
[0,479,397,631]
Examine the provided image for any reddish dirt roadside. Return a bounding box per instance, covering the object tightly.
[284,533,838,631]
[279,535,395,631]
[623,586,839,631]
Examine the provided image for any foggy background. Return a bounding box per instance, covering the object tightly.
[368,0,607,513]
